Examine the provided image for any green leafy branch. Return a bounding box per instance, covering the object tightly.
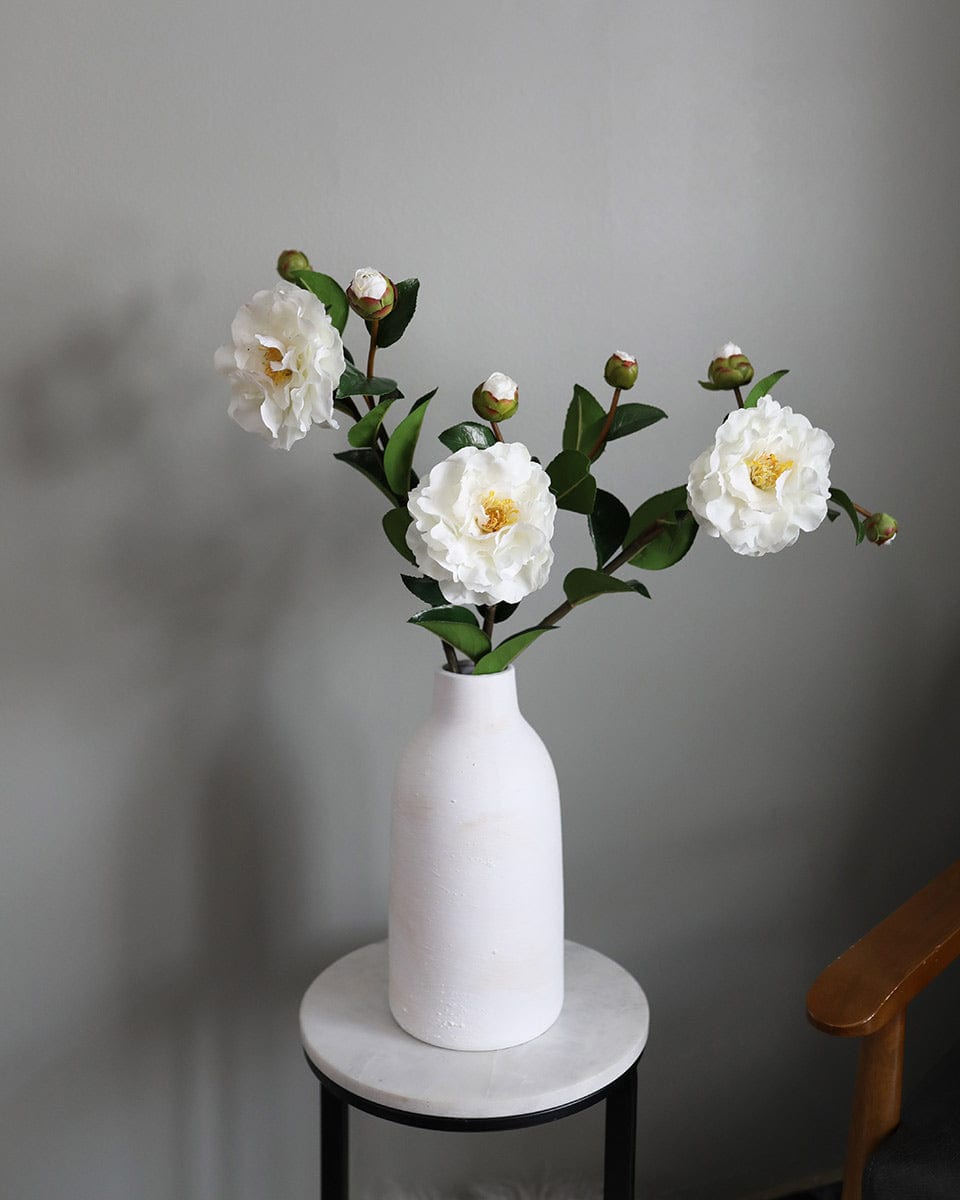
[286,256,891,674]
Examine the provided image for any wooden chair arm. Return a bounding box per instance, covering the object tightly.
[807,859,960,1038]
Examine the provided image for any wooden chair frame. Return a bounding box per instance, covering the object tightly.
[806,859,960,1200]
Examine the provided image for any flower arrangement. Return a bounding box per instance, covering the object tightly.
[216,253,897,675]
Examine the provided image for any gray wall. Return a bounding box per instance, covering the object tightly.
[3,2,959,1197]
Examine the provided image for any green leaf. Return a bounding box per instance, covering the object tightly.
[581,403,667,459]
[347,397,396,448]
[291,270,349,333]
[335,362,367,397]
[744,369,789,408]
[607,403,667,439]
[383,389,436,496]
[473,626,556,674]
[546,449,597,514]
[623,485,698,570]
[369,278,419,349]
[589,489,631,567]
[335,361,400,399]
[562,385,606,452]
[623,485,688,542]
[477,600,519,625]
[698,380,719,391]
[333,398,358,419]
[631,509,698,569]
[382,507,416,563]
[829,487,865,544]
[409,605,491,662]
[438,421,496,453]
[826,508,841,523]
[401,575,446,606]
[334,448,398,505]
[563,568,650,606]
[410,604,478,626]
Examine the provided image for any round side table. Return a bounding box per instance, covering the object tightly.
[300,940,649,1199]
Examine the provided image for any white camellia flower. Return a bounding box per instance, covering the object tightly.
[215,281,345,450]
[406,442,556,606]
[687,394,834,556]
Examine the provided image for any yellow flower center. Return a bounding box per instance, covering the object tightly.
[747,451,793,491]
[262,345,293,385]
[477,491,520,535]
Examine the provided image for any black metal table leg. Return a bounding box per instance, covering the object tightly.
[321,1082,349,1199]
[603,1062,638,1200]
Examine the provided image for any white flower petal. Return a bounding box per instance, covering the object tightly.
[351,268,388,300]
[216,281,345,449]
[687,395,833,556]
[406,443,556,606]
[481,372,518,401]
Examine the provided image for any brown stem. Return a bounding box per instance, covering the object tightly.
[360,319,392,453]
[853,502,873,518]
[537,597,575,631]
[491,421,505,443]
[587,387,621,461]
[537,519,667,629]
[442,642,461,673]
[482,605,497,641]
[733,386,745,409]
[363,319,380,411]
[601,520,666,574]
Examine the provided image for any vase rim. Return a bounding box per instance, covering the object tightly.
[434,662,516,681]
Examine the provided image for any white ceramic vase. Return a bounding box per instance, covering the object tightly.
[388,664,564,1051]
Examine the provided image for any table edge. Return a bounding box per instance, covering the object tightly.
[299,940,649,1120]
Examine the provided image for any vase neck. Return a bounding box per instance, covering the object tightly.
[431,665,520,721]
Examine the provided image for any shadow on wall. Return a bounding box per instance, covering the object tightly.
[786,622,960,1181]
[0,287,380,1199]
[6,293,156,473]
[797,620,960,991]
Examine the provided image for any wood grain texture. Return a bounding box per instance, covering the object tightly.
[807,859,960,1037]
[839,1012,905,1200]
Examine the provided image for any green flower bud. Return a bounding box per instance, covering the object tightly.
[277,249,311,281]
[604,351,639,390]
[346,268,396,321]
[472,372,519,423]
[707,342,754,390]
[864,512,898,546]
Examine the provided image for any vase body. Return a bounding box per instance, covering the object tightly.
[388,665,564,1051]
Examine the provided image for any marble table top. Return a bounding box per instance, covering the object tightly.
[299,940,649,1119]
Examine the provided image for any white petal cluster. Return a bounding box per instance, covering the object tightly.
[480,371,519,401]
[686,395,834,556]
[350,267,389,300]
[215,281,345,450]
[406,442,556,606]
